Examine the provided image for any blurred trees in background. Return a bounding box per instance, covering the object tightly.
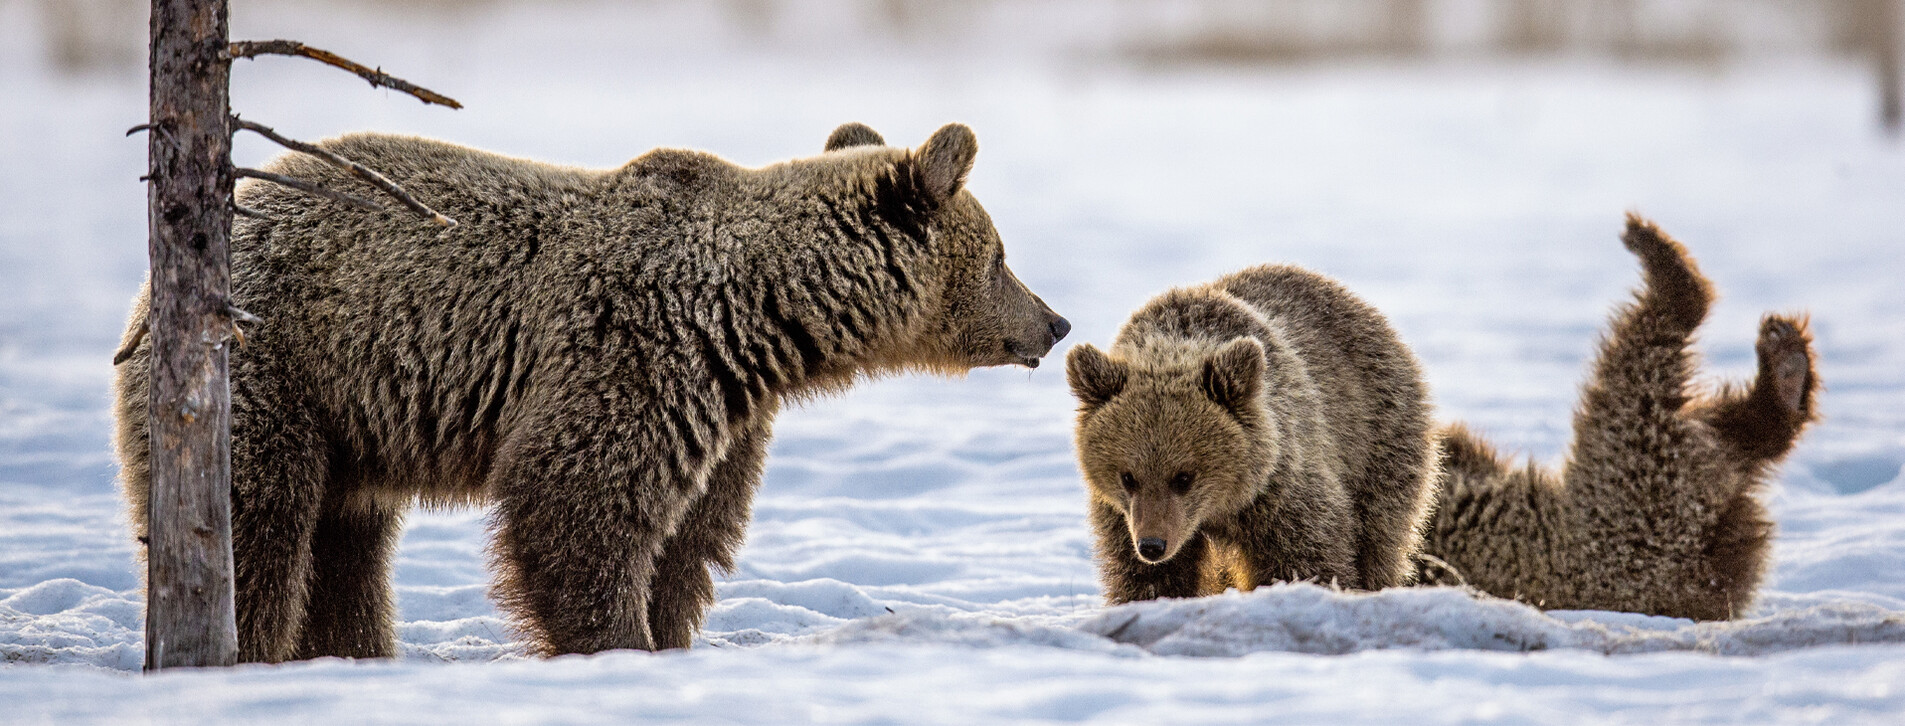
[37,1,1905,77]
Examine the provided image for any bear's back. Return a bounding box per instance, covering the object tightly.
[1217,266,1420,395]
[1215,265,1431,489]
[233,134,620,271]
[223,135,741,488]
[296,133,607,217]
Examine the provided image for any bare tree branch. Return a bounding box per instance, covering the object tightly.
[114,301,262,366]
[225,303,262,326]
[113,324,148,366]
[231,203,270,220]
[235,167,385,213]
[224,301,261,346]
[127,122,182,150]
[227,40,463,109]
[233,117,457,227]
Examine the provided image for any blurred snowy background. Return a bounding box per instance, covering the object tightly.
[4,0,1905,723]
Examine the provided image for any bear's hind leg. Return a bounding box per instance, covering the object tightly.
[116,291,328,662]
[1557,216,1734,617]
[1699,314,1820,466]
[227,406,329,663]
[1562,216,1714,501]
[647,422,770,650]
[293,498,405,659]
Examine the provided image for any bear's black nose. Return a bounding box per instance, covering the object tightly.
[1137,537,1166,561]
[1049,315,1071,345]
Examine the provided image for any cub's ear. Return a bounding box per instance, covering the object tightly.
[916,123,977,203]
[825,122,885,152]
[1067,344,1128,408]
[1201,338,1264,415]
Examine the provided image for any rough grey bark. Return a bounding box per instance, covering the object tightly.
[143,0,238,670]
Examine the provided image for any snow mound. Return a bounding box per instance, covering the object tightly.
[1079,583,1905,657]
[0,579,142,670]
[807,610,1128,653]
[395,617,523,662]
[718,577,893,621]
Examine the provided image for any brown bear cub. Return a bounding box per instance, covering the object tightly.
[114,122,1069,661]
[1419,215,1820,621]
[1066,266,1440,602]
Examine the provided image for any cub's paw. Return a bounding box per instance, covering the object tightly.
[1757,314,1818,420]
[1412,553,1468,588]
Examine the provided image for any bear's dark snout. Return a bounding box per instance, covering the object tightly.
[1137,537,1167,561]
[1048,315,1071,346]
[1003,305,1067,369]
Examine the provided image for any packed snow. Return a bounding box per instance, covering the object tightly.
[3,0,1904,723]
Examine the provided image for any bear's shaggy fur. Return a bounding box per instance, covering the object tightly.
[1066,265,1438,601]
[114,122,1069,660]
[1418,215,1819,620]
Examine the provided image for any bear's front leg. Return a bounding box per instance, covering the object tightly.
[487,397,716,655]
[1090,500,1207,603]
[1231,485,1360,591]
[646,419,772,650]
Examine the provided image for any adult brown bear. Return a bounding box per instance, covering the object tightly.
[114,122,1069,660]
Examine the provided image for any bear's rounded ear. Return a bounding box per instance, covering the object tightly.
[1201,338,1264,416]
[1067,343,1128,409]
[825,122,885,152]
[916,123,977,203]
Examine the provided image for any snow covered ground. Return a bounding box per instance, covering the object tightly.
[3,1,1904,723]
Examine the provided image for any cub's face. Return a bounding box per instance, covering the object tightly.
[1067,339,1272,564]
[823,122,1068,371]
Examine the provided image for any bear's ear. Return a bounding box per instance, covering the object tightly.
[916,123,978,203]
[1067,344,1128,409]
[1201,338,1264,416]
[825,122,885,152]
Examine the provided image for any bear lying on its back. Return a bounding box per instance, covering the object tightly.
[114,123,1070,661]
[1066,266,1439,600]
[1419,216,1820,620]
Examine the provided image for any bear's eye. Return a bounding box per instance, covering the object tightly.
[1119,472,1138,492]
[1169,471,1196,494]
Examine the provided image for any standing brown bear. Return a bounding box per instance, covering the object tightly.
[1419,215,1820,621]
[113,122,1069,661]
[1065,265,1439,601]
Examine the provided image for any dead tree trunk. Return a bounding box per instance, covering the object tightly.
[1879,0,1902,133]
[132,1,458,670]
[143,0,238,670]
